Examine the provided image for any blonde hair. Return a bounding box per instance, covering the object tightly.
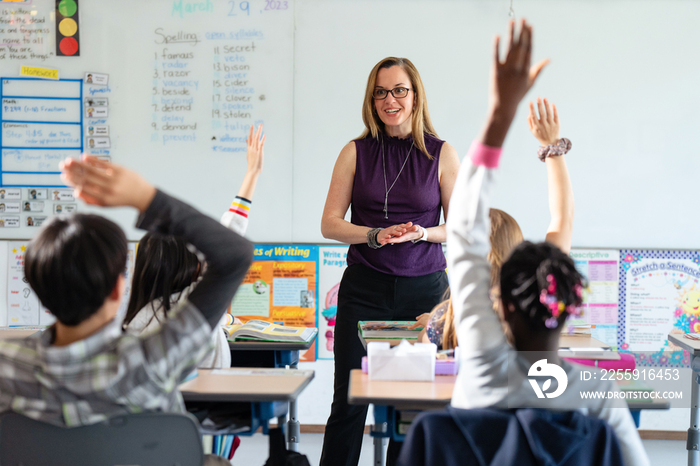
[435,298,458,350]
[488,208,524,289]
[359,57,438,159]
[438,209,523,349]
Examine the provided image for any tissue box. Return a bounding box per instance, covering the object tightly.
[367,340,436,381]
[362,356,458,376]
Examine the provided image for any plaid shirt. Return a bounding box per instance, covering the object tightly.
[0,300,215,426]
[0,190,253,428]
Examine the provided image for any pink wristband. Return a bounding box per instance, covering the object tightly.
[469,140,502,168]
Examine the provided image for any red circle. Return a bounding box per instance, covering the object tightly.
[59,37,78,56]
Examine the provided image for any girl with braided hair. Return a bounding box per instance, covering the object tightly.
[444,20,649,466]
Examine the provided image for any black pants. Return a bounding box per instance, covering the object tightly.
[320,264,448,466]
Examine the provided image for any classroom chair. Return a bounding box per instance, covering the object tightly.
[0,411,204,466]
[396,407,624,466]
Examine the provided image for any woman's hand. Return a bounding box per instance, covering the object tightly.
[528,97,559,146]
[409,312,430,330]
[377,222,420,245]
[60,155,156,212]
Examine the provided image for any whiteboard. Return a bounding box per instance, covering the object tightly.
[0,0,294,240]
[0,0,698,248]
[294,0,700,249]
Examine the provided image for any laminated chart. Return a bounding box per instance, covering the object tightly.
[1,78,82,187]
[570,249,620,349]
[619,249,700,367]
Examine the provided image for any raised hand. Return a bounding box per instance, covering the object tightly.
[490,20,549,114]
[246,124,265,174]
[60,155,156,212]
[237,124,266,200]
[481,19,549,147]
[528,97,559,146]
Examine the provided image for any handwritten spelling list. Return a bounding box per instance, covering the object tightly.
[150,0,290,152]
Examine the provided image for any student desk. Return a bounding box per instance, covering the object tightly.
[350,363,670,466]
[228,331,317,452]
[559,335,611,349]
[0,328,41,339]
[348,370,454,466]
[667,333,700,466]
[180,367,314,456]
[360,334,611,350]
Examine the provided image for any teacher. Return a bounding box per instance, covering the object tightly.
[319,57,460,466]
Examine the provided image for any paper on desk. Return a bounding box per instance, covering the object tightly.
[368,340,436,381]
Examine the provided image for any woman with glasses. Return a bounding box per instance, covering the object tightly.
[320,57,460,466]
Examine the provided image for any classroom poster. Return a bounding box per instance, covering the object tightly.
[619,249,698,367]
[318,246,349,359]
[570,249,620,349]
[6,241,52,326]
[230,245,319,361]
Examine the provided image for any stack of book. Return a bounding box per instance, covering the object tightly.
[357,321,422,346]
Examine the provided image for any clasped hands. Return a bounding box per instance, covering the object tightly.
[376,222,424,245]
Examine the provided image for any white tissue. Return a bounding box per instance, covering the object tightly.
[367,340,437,381]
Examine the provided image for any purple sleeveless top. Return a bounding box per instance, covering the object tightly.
[346,133,447,277]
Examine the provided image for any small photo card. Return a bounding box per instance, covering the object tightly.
[0,188,21,200]
[26,216,46,227]
[85,72,109,86]
[22,201,44,212]
[86,106,109,118]
[51,189,74,201]
[87,137,111,150]
[0,216,20,228]
[27,188,47,200]
[53,204,77,214]
[85,97,108,107]
[87,125,109,137]
[0,202,20,213]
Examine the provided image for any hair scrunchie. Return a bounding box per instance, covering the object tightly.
[538,138,572,162]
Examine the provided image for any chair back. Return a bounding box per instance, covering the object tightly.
[396,407,624,466]
[0,411,204,466]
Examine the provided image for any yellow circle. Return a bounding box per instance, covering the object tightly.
[58,18,78,37]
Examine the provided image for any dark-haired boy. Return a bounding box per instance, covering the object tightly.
[0,156,253,431]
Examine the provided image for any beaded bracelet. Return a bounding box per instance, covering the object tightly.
[538,138,572,162]
[366,227,383,249]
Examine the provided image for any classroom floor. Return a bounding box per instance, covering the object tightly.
[229,434,685,465]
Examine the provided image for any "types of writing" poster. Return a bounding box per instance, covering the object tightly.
[230,244,318,361]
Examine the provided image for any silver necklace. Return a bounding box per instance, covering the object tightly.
[381,136,414,219]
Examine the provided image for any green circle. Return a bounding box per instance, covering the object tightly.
[58,0,77,17]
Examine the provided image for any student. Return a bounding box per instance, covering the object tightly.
[0,155,253,466]
[123,124,265,369]
[445,20,649,465]
[417,96,573,350]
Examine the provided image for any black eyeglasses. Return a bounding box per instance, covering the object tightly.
[373,87,411,100]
